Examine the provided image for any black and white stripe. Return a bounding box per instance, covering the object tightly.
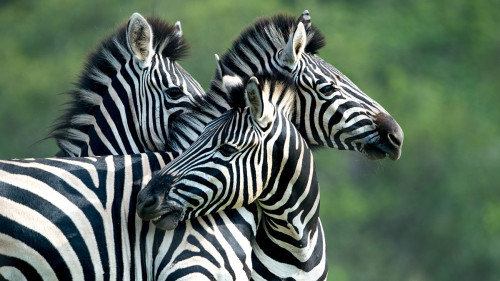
[52,11,402,160]
[138,75,327,280]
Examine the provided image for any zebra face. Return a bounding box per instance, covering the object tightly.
[293,54,404,160]
[137,77,287,230]
[272,13,404,160]
[127,13,206,152]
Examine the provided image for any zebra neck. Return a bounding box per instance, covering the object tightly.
[251,153,325,277]
[258,125,320,241]
[77,62,151,156]
[259,155,320,241]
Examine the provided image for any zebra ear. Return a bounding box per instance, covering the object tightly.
[174,21,183,37]
[215,54,223,79]
[297,10,312,32]
[127,13,154,68]
[245,77,273,129]
[278,22,307,71]
[218,54,244,91]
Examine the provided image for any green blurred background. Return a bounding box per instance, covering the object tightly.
[1,0,499,280]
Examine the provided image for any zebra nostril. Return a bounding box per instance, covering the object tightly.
[137,195,163,219]
[142,196,159,211]
[389,132,402,147]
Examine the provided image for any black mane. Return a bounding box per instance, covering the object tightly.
[220,13,326,70]
[252,13,326,54]
[49,16,190,149]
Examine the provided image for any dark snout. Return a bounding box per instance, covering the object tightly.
[364,113,404,160]
[136,174,185,230]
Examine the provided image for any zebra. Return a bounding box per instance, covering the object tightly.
[50,13,209,157]
[1,13,254,280]
[137,74,328,280]
[44,10,404,279]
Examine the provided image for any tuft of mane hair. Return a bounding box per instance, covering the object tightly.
[48,16,190,152]
[220,71,297,110]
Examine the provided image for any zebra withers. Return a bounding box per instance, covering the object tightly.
[138,74,328,280]
[51,13,207,157]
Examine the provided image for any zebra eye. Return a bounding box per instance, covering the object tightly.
[218,144,238,157]
[319,85,339,96]
[164,87,184,99]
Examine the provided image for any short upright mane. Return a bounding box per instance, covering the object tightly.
[220,13,326,73]
[50,17,190,150]
[203,14,323,117]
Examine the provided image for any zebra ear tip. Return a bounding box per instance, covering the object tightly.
[129,12,145,22]
[298,10,311,31]
[174,21,183,36]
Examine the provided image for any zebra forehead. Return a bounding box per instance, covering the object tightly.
[306,56,360,87]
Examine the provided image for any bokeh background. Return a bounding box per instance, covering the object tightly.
[1,0,499,280]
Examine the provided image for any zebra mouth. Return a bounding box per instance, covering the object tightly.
[146,200,185,231]
[363,143,401,161]
[151,207,185,230]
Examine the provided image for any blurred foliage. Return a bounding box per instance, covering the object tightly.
[0,0,499,280]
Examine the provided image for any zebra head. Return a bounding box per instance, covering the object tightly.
[137,75,301,230]
[52,13,205,156]
[218,11,404,160]
[124,13,207,153]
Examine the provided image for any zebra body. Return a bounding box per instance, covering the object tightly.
[138,76,327,280]
[0,153,256,280]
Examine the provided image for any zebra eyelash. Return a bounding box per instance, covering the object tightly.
[218,144,239,157]
[318,83,340,96]
[164,87,184,99]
